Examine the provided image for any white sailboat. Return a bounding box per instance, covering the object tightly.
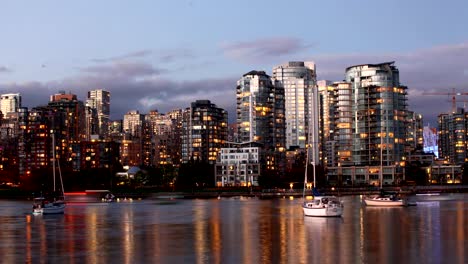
[363,130,405,207]
[302,101,343,217]
[33,133,66,215]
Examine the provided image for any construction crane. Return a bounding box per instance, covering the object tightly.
[422,88,468,113]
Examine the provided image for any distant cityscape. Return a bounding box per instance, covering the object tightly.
[0,60,465,191]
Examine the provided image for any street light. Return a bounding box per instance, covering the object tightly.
[290,183,293,191]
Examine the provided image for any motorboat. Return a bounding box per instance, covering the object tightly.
[363,194,405,207]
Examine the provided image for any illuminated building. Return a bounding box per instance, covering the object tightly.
[214,142,261,186]
[142,109,182,166]
[331,81,353,167]
[69,140,120,171]
[123,110,143,137]
[317,80,336,167]
[406,111,424,153]
[86,89,110,138]
[236,70,285,174]
[272,61,319,165]
[48,91,87,160]
[181,100,227,164]
[0,93,21,115]
[345,61,408,166]
[327,62,409,185]
[438,107,468,164]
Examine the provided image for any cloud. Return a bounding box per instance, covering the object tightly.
[221,37,314,63]
[313,43,468,125]
[91,50,152,63]
[158,48,195,63]
[79,61,166,78]
[2,42,467,126]
[0,66,11,73]
[1,61,236,122]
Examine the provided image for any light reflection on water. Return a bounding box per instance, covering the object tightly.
[0,194,466,264]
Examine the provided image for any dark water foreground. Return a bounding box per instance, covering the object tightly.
[0,194,466,264]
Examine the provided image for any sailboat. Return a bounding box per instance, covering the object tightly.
[302,105,343,217]
[363,130,405,207]
[32,133,66,215]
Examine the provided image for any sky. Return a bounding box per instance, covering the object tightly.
[1,0,467,126]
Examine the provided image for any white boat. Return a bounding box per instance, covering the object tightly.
[102,192,116,202]
[33,133,66,215]
[303,196,344,217]
[363,130,405,207]
[301,117,343,217]
[363,194,405,207]
[33,197,66,215]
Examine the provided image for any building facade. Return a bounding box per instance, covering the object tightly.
[272,62,318,151]
[438,108,468,164]
[215,143,261,187]
[236,70,286,174]
[123,110,144,137]
[86,89,110,138]
[327,62,409,186]
[345,61,408,166]
[0,93,21,115]
[181,100,228,164]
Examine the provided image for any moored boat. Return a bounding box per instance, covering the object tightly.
[303,196,344,217]
[32,133,66,215]
[363,194,405,207]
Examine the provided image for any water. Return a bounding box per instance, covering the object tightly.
[0,194,466,264]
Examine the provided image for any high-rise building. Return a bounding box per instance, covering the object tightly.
[142,109,182,166]
[236,70,285,175]
[0,93,21,116]
[181,100,228,164]
[48,91,87,160]
[123,110,144,137]
[438,108,468,164]
[331,81,354,167]
[87,89,110,138]
[345,61,408,166]
[272,61,319,164]
[317,80,335,167]
[236,70,285,150]
[48,92,86,141]
[423,125,438,157]
[406,111,424,153]
[327,62,408,186]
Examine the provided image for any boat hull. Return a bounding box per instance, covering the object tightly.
[363,197,405,207]
[33,202,66,215]
[302,206,343,217]
[302,196,344,217]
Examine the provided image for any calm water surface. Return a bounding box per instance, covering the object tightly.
[0,194,466,264]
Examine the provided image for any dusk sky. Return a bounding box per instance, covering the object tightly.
[1,0,467,125]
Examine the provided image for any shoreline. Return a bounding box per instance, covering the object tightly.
[2,185,467,201]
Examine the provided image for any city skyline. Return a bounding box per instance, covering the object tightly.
[1,1,467,125]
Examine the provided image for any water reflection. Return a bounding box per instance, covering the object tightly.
[0,195,466,263]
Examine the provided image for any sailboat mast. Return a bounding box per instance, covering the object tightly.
[52,132,56,192]
[380,131,383,189]
[312,87,317,189]
[302,148,308,199]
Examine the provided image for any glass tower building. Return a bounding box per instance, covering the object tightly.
[272,61,318,164]
[87,89,110,138]
[345,61,408,166]
[236,70,285,151]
